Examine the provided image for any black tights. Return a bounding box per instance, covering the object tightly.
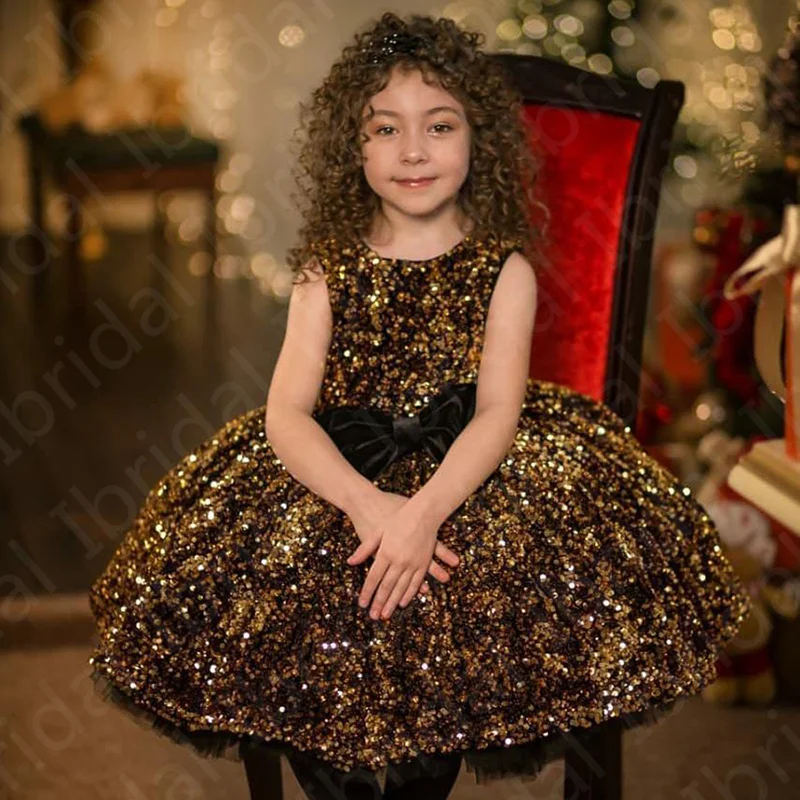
[382,752,462,800]
[244,747,462,800]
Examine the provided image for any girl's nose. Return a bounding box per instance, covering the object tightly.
[400,132,428,163]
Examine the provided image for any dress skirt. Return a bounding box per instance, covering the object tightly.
[88,378,750,786]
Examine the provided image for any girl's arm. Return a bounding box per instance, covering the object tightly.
[265,259,377,517]
[408,251,539,527]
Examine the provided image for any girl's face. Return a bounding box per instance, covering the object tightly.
[360,67,471,224]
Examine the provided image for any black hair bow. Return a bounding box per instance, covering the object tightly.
[314,381,477,480]
[362,31,427,65]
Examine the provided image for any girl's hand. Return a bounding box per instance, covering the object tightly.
[348,499,449,619]
[348,490,459,598]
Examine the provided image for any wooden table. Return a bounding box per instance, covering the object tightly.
[18,112,220,309]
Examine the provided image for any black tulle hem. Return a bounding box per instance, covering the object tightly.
[90,665,677,786]
[458,701,673,785]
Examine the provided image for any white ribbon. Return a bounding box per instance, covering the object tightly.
[722,203,800,457]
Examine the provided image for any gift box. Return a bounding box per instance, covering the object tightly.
[723,204,800,531]
[723,203,800,460]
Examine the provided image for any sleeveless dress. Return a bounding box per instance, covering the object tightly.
[87,231,751,787]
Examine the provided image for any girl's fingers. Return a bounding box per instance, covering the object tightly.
[368,564,402,618]
[434,542,460,567]
[380,572,415,619]
[348,537,380,565]
[359,557,390,610]
[428,560,452,584]
[399,570,427,609]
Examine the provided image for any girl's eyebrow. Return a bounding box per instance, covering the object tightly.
[370,105,462,118]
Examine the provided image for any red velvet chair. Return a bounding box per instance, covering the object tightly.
[489,54,685,799]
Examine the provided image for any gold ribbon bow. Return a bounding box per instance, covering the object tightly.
[723,204,800,458]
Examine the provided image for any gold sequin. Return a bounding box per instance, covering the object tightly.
[87,232,751,785]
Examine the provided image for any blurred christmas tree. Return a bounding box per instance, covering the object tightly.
[498,0,649,78]
[496,0,781,187]
[688,5,800,441]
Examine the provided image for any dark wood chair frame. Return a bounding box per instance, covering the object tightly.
[18,123,218,311]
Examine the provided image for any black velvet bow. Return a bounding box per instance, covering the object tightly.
[314,382,477,480]
[361,31,427,65]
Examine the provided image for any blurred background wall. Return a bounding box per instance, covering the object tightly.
[0,1,796,250]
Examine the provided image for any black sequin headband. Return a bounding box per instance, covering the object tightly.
[361,30,427,65]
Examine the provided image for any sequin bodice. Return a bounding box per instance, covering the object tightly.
[309,233,522,418]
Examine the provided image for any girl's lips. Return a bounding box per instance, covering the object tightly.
[395,178,436,187]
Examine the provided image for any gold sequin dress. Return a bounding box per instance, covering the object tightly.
[88,232,752,786]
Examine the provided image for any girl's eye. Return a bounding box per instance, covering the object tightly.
[374,123,454,136]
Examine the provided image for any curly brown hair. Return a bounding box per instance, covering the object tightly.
[286,11,547,284]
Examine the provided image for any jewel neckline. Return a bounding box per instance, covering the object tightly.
[359,234,474,264]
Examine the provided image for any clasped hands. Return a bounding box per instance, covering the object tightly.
[346,490,460,620]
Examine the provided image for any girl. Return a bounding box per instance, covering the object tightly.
[88,11,751,800]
